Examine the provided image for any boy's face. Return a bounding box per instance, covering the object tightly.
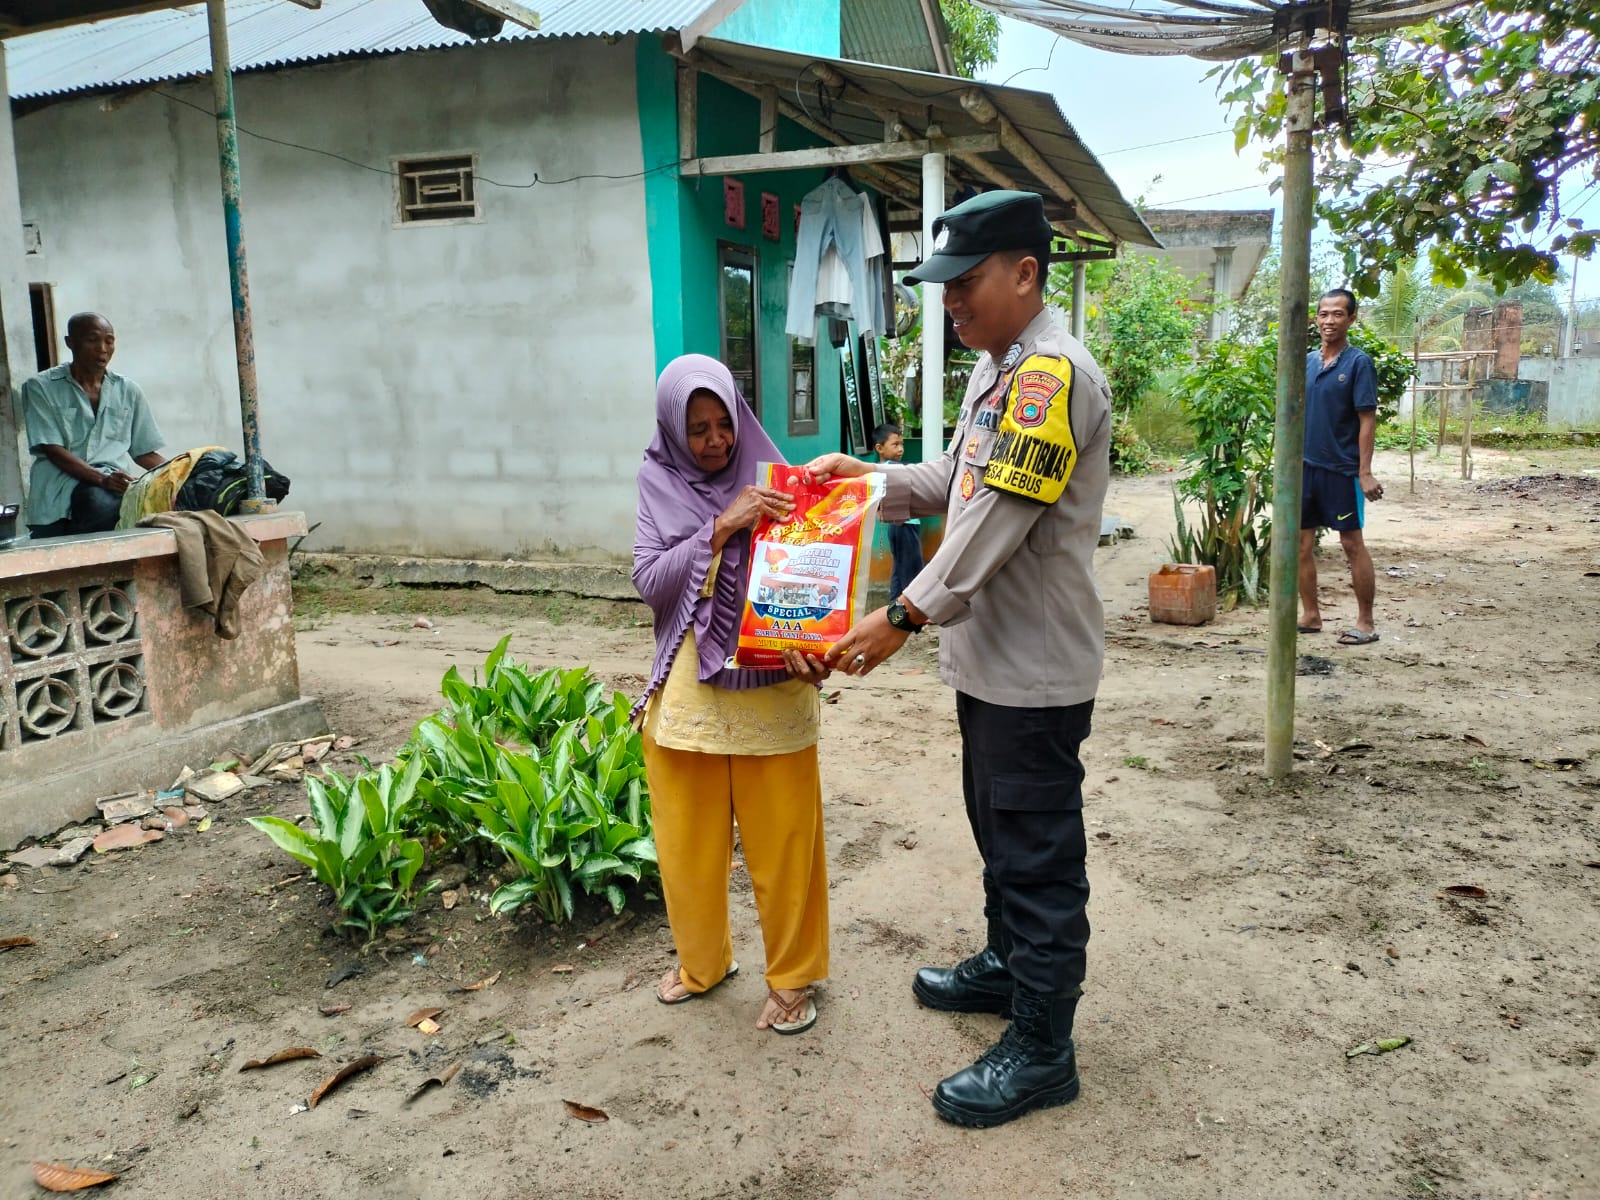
[875,432,905,462]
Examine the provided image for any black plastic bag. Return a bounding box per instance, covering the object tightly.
[176,450,291,517]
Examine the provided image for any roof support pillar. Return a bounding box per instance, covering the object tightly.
[920,146,946,462]
[206,0,271,510]
[0,44,32,519]
[1071,261,1086,342]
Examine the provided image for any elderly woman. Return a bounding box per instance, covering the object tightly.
[633,354,830,1036]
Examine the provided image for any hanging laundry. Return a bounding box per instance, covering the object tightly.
[786,177,888,343]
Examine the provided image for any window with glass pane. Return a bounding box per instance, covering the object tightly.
[719,244,758,416]
[787,264,818,435]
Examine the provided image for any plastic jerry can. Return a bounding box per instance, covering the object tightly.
[1148,563,1217,626]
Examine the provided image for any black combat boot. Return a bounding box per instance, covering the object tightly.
[912,919,1014,1015]
[930,987,1080,1128]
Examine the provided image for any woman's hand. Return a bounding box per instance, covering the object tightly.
[798,454,873,484]
[713,486,793,552]
[781,649,831,684]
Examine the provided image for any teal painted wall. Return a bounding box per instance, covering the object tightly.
[637,36,878,466]
[711,0,841,57]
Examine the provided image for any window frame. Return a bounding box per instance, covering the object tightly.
[392,151,483,228]
[717,241,760,419]
[786,262,819,437]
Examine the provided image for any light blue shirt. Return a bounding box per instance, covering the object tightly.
[22,364,163,527]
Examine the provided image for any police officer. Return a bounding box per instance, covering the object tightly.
[802,190,1110,1128]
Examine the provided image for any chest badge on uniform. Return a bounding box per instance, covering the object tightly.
[1338,373,1347,382]
[1011,369,1065,429]
[1000,342,1024,372]
[960,468,976,500]
[964,436,980,459]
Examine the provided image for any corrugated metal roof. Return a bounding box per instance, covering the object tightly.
[839,0,944,75]
[6,0,718,100]
[692,37,1158,249]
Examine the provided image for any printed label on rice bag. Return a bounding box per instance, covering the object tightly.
[734,464,885,669]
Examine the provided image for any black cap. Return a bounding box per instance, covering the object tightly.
[905,190,1054,284]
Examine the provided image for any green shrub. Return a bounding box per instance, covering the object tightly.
[1168,335,1276,608]
[250,638,659,939]
[247,756,433,940]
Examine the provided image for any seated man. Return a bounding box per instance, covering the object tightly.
[23,312,164,538]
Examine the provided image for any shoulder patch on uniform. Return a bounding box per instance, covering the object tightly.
[985,354,1077,504]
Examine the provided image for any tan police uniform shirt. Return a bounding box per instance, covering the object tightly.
[880,306,1110,708]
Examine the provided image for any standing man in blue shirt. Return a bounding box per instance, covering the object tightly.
[1298,288,1383,645]
[22,313,165,538]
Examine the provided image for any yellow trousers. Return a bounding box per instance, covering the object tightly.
[642,728,829,992]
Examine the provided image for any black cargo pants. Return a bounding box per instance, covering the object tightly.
[956,692,1094,996]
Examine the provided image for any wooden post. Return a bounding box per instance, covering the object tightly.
[920,147,945,462]
[1436,359,1449,456]
[1264,44,1317,781]
[1461,356,1476,480]
[1409,341,1419,493]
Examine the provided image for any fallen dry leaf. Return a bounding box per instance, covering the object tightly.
[1462,733,1487,747]
[456,970,502,992]
[0,935,37,951]
[319,1003,351,1017]
[562,1099,609,1123]
[240,1047,322,1071]
[32,1162,118,1192]
[405,1007,444,1028]
[1442,885,1488,899]
[441,889,458,910]
[405,1060,462,1104]
[308,1055,384,1108]
[551,964,575,975]
[416,1017,441,1035]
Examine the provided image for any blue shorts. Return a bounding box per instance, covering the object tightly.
[1301,463,1364,531]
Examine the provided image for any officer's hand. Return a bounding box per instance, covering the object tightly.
[798,454,873,484]
[825,608,910,677]
[781,649,831,683]
[1359,472,1383,501]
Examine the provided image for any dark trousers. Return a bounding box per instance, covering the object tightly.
[886,522,924,603]
[29,481,121,538]
[957,691,1094,996]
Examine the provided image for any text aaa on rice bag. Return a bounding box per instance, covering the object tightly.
[734,464,886,668]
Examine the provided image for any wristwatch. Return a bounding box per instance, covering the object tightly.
[886,601,925,634]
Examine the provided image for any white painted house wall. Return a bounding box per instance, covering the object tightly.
[14,36,657,559]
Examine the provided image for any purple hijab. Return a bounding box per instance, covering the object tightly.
[632,354,789,714]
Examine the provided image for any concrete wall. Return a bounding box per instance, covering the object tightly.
[1517,356,1600,427]
[14,37,658,560]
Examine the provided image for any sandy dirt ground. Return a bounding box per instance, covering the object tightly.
[3,446,1599,1200]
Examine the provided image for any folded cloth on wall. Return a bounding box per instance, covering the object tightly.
[117,446,228,529]
[139,510,265,639]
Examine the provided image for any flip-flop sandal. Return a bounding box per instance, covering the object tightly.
[1297,624,1322,634]
[765,986,817,1035]
[1336,629,1379,645]
[657,961,738,1005]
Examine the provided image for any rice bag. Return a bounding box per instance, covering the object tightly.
[734,463,886,669]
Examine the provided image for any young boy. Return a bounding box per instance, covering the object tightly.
[873,422,923,604]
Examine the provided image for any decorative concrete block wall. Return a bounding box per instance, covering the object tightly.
[0,512,325,846]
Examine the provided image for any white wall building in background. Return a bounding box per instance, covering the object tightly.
[15,37,658,559]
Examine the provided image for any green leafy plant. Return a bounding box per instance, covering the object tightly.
[247,755,434,940]
[250,638,660,934]
[1089,256,1204,425]
[407,638,658,921]
[1168,335,1277,608]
